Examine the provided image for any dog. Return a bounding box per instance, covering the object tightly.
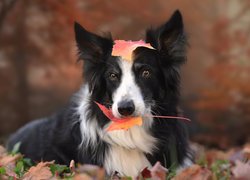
[7,10,191,177]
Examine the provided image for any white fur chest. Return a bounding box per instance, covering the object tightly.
[101,123,156,177]
[104,145,151,177]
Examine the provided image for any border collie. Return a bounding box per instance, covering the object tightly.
[7,10,191,177]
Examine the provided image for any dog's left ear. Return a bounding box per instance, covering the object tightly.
[146,10,187,64]
[74,22,113,63]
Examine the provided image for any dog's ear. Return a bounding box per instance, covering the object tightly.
[146,10,187,64]
[74,22,113,62]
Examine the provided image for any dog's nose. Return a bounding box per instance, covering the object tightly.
[118,100,135,116]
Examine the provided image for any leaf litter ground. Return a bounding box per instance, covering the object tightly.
[1,142,250,179]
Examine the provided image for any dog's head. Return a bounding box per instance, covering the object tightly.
[75,10,187,121]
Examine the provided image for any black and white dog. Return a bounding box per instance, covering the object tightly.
[8,10,191,177]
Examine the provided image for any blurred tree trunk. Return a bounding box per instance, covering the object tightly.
[0,0,18,35]
[11,0,30,129]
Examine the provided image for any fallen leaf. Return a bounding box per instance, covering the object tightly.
[73,173,92,180]
[150,161,168,180]
[174,165,212,180]
[70,160,75,171]
[0,153,21,179]
[232,160,250,180]
[0,146,6,157]
[76,164,105,179]
[243,144,250,159]
[141,167,152,178]
[205,150,228,166]
[22,161,54,180]
[0,153,22,166]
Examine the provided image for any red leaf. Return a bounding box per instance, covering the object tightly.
[141,167,151,178]
[95,102,143,131]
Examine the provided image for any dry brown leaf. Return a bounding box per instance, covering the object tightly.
[243,144,250,159]
[174,164,212,180]
[70,160,75,171]
[22,161,54,180]
[73,173,92,180]
[0,155,20,179]
[150,161,168,180]
[0,153,22,166]
[0,147,21,178]
[0,146,6,157]
[232,160,250,180]
[76,164,105,179]
[205,150,228,166]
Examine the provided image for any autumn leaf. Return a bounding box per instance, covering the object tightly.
[106,117,143,131]
[96,101,190,131]
[75,164,105,180]
[141,167,152,178]
[174,165,212,180]
[112,40,154,61]
[150,161,168,180]
[73,173,92,180]
[243,144,250,160]
[232,160,250,179]
[140,162,168,179]
[22,161,54,180]
[95,102,143,131]
[204,150,228,166]
[0,146,6,157]
[0,154,22,167]
[69,160,75,171]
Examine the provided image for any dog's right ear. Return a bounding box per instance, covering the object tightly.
[74,22,113,62]
[145,10,187,63]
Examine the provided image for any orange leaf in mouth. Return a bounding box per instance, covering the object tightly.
[95,102,190,131]
[95,102,143,131]
[106,116,143,131]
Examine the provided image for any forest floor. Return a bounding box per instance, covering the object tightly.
[0,142,250,180]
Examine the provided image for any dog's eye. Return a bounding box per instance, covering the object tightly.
[109,73,118,81]
[141,70,151,78]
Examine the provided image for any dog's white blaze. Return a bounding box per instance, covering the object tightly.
[105,145,151,177]
[112,58,145,117]
[77,64,156,176]
[105,58,155,152]
[102,58,156,176]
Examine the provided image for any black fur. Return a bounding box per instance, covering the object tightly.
[7,10,190,174]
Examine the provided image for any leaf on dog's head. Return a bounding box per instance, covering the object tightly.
[112,40,154,61]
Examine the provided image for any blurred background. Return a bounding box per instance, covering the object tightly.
[0,0,250,149]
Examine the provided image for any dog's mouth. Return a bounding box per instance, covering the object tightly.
[95,102,143,131]
[95,102,191,132]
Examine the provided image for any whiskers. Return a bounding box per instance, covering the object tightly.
[143,100,191,122]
